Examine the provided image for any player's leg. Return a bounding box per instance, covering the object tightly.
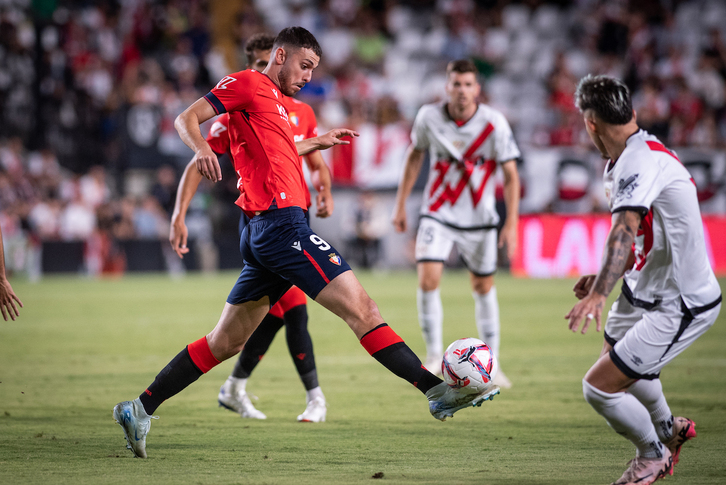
[417,262,444,373]
[279,297,327,422]
[113,298,270,458]
[460,228,510,388]
[218,308,285,419]
[414,218,454,374]
[314,270,500,420]
[261,208,499,421]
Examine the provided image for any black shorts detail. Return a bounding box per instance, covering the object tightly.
[460,258,497,277]
[419,215,498,232]
[416,258,446,264]
[604,331,618,347]
[621,281,661,310]
[609,348,660,380]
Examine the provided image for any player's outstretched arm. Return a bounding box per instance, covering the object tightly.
[175,98,221,182]
[296,128,359,156]
[170,160,205,258]
[573,251,634,300]
[304,150,334,218]
[565,209,641,334]
[0,226,22,321]
[392,145,425,233]
[498,159,521,260]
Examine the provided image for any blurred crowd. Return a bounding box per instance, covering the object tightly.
[1,0,725,274]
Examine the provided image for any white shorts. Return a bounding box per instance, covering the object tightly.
[415,217,498,276]
[604,290,721,379]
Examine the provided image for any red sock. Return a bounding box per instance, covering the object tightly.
[187,336,221,373]
[360,324,442,394]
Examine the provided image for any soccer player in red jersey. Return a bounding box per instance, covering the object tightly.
[114,27,499,459]
[169,34,332,422]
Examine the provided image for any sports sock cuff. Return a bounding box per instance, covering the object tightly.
[360,323,404,355]
[187,336,221,373]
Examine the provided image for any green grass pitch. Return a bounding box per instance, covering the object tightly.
[0,271,724,484]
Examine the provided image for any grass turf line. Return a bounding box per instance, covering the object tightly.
[0,272,724,484]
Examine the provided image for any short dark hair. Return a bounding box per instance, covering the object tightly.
[273,26,322,58]
[446,59,478,77]
[575,74,633,125]
[244,33,275,58]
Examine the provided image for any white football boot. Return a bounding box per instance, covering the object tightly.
[423,354,444,377]
[297,396,327,422]
[426,381,500,421]
[492,369,512,389]
[113,398,158,458]
[218,380,267,419]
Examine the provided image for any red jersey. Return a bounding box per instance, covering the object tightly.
[204,70,307,213]
[205,93,319,209]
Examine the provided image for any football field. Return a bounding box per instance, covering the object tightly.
[1,271,724,484]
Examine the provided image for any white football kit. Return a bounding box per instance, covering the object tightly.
[603,130,722,379]
[411,102,520,275]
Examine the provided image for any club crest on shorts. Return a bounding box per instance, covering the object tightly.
[328,253,341,265]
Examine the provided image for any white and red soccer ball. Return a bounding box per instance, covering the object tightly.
[442,338,498,394]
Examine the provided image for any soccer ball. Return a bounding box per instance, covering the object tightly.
[442,338,498,394]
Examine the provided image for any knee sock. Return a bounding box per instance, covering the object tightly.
[628,379,674,442]
[417,288,443,358]
[231,313,284,379]
[283,305,318,388]
[583,379,665,458]
[360,323,443,394]
[473,287,500,358]
[139,336,221,415]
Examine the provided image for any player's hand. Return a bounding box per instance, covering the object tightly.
[565,293,606,334]
[573,275,596,300]
[391,205,407,233]
[193,146,221,182]
[316,129,359,149]
[0,278,22,321]
[498,221,518,261]
[315,187,334,218]
[170,217,190,259]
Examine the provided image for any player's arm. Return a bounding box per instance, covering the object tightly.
[499,159,520,260]
[0,226,22,321]
[565,209,642,334]
[304,150,334,218]
[170,159,206,258]
[392,145,426,233]
[573,250,635,299]
[174,98,221,182]
[296,128,359,156]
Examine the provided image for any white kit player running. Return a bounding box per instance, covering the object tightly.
[393,60,521,388]
[567,75,721,485]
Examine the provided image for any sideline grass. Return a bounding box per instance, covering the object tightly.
[0,271,724,484]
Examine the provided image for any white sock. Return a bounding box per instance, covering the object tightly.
[583,379,665,458]
[417,288,443,358]
[628,379,674,442]
[227,376,247,393]
[306,386,325,403]
[473,287,500,358]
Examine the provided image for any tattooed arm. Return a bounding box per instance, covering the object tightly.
[565,209,642,334]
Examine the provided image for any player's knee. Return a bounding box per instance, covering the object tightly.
[419,278,440,292]
[582,378,617,413]
[471,276,494,294]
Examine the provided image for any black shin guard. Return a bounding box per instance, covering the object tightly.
[139,347,203,415]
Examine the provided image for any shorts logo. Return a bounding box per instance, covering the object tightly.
[328,253,341,265]
[292,241,301,251]
[630,355,643,366]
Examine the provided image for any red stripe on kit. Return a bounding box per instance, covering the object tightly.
[303,249,330,283]
[187,336,221,373]
[360,325,404,355]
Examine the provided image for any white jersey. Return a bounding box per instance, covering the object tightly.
[411,102,520,229]
[603,130,721,310]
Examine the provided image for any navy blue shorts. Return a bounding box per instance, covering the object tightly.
[227,206,351,305]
